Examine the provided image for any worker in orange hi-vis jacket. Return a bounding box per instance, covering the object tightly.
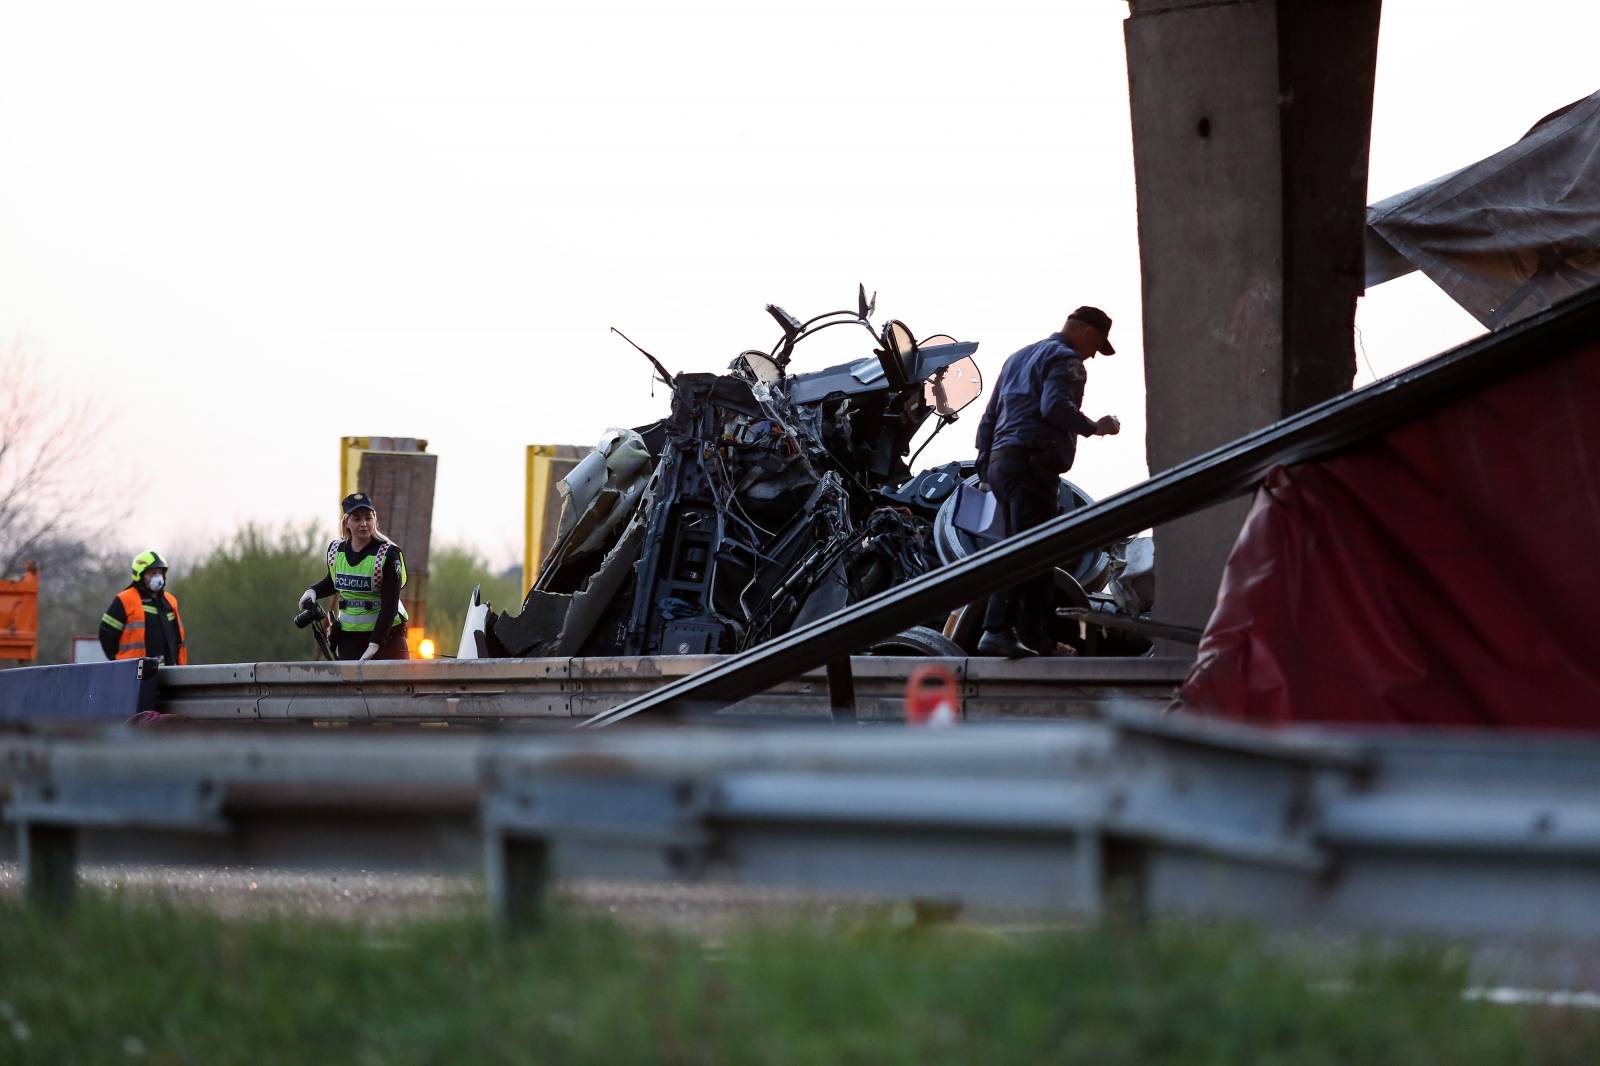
[99,549,188,665]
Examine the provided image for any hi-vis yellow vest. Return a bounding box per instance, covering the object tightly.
[328,539,408,633]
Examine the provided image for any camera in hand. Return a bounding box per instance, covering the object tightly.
[293,601,326,629]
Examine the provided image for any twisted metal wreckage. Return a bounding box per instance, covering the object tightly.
[463,289,1156,661]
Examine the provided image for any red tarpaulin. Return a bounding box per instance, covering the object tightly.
[1180,340,1600,728]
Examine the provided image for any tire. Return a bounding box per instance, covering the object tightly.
[866,625,967,657]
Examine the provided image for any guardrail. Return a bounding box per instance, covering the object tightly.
[6,713,1600,983]
[150,656,1190,724]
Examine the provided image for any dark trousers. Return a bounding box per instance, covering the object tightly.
[982,447,1061,648]
[333,624,411,661]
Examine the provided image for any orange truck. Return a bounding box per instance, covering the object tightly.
[0,562,39,662]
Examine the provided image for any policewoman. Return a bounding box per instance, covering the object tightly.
[99,549,189,664]
[298,492,411,661]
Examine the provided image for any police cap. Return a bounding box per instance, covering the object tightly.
[341,492,377,515]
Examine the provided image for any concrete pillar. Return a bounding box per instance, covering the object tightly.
[1124,0,1380,645]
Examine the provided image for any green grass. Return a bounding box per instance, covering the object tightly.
[1,894,1597,1065]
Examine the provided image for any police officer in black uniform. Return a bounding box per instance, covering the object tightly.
[973,306,1120,658]
[297,493,411,661]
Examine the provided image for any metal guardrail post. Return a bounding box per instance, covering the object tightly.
[487,833,551,932]
[21,823,77,912]
[8,775,229,912]
[482,768,716,931]
[826,658,857,722]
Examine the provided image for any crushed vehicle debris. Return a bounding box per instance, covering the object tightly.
[464,288,1155,659]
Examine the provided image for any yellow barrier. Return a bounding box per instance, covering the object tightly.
[523,444,588,594]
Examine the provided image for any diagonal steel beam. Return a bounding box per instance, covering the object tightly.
[579,285,1600,728]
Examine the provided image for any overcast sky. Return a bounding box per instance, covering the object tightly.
[2,0,1595,572]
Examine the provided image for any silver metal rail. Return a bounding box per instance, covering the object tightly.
[152,656,1190,724]
[7,714,1600,984]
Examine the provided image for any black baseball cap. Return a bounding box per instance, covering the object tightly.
[1067,306,1116,355]
[342,492,376,515]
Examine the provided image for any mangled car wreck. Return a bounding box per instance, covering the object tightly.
[464,289,1155,660]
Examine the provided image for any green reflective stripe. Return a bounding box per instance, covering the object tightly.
[101,613,124,631]
[143,604,158,614]
[337,601,408,630]
[336,614,408,630]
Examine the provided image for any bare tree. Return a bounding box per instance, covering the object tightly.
[0,342,135,661]
[28,536,129,663]
[0,341,121,577]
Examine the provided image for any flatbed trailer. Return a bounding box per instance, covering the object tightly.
[0,654,1187,727]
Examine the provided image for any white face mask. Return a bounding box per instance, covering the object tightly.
[146,573,166,592]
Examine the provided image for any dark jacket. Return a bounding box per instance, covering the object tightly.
[975,334,1098,476]
[99,585,183,663]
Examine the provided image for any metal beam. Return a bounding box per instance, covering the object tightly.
[580,285,1600,727]
[825,658,857,722]
[11,721,1600,982]
[140,655,1188,724]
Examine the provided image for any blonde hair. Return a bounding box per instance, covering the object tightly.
[341,510,386,543]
